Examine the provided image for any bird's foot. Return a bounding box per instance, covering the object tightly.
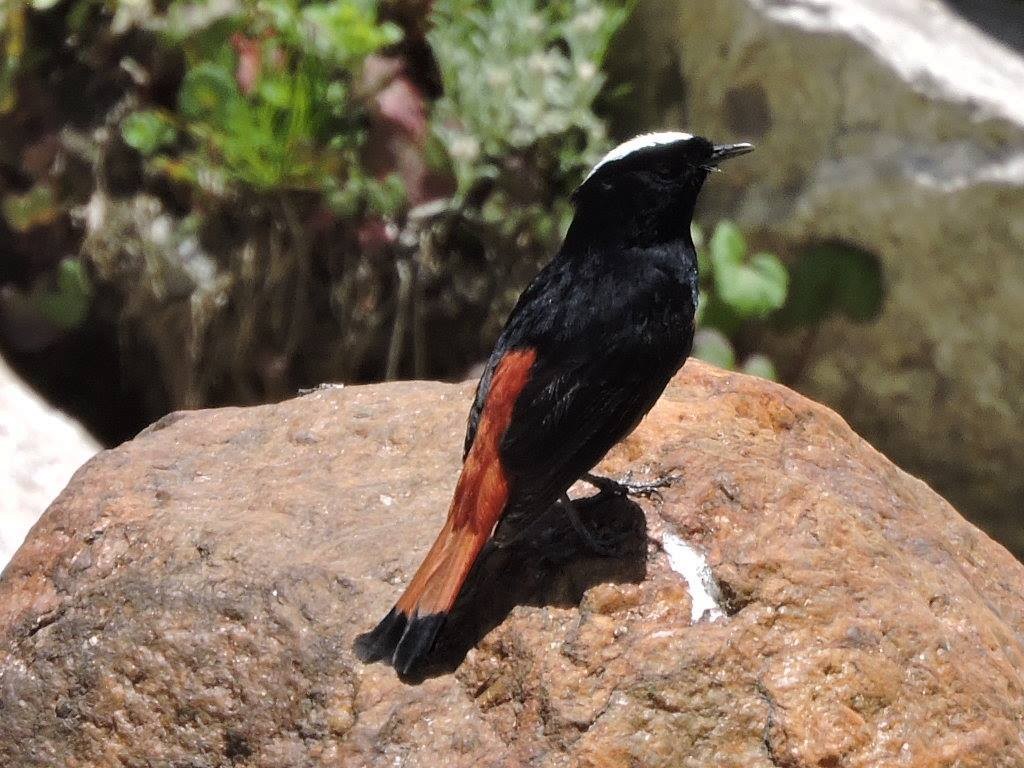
[297,382,345,396]
[582,471,678,500]
[559,494,628,557]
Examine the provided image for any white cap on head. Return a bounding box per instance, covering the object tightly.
[585,131,695,181]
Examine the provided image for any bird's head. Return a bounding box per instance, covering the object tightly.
[568,132,753,248]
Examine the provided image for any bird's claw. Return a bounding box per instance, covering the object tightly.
[571,527,628,557]
[558,493,628,557]
[583,471,679,500]
[297,382,345,396]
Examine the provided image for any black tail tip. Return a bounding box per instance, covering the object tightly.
[354,607,407,664]
[354,607,448,677]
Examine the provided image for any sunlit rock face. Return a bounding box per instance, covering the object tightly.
[2,362,1022,766]
[607,0,1024,556]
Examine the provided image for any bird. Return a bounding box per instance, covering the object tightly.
[355,131,754,675]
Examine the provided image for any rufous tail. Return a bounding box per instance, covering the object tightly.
[355,348,534,675]
[354,515,491,675]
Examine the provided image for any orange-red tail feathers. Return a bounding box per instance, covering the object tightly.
[356,348,536,674]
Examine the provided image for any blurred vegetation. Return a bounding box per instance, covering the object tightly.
[0,0,881,443]
[429,0,623,232]
[0,0,622,438]
[123,0,403,196]
[692,223,883,381]
[692,221,787,380]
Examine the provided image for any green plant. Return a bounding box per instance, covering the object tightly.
[1,258,94,332]
[692,221,884,382]
[121,110,177,156]
[0,2,24,113]
[105,0,628,403]
[430,0,625,192]
[125,0,401,200]
[2,182,59,231]
[693,221,788,379]
[31,258,94,329]
[10,0,795,440]
[428,0,625,242]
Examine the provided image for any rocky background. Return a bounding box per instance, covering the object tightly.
[606,0,1024,568]
[2,363,1022,766]
[0,0,1022,564]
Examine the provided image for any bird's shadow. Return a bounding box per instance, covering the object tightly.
[401,492,648,682]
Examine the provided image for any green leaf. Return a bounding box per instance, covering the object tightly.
[365,173,408,218]
[740,354,778,381]
[708,220,747,274]
[301,2,403,65]
[720,253,790,317]
[122,110,178,156]
[709,221,788,317]
[698,291,744,336]
[692,222,710,275]
[179,62,239,124]
[30,258,93,330]
[257,76,293,110]
[775,243,884,328]
[3,183,59,232]
[691,328,736,370]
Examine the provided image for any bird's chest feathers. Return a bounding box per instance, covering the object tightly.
[559,260,694,350]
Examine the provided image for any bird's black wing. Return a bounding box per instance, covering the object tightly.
[462,254,578,459]
[495,331,686,522]
[496,258,693,529]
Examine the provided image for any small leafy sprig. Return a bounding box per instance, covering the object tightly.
[693,221,883,381]
[693,221,788,379]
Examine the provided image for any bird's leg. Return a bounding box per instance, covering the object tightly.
[582,471,677,499]
[559,493,625,557]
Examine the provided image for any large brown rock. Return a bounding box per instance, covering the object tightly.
[1,361,1023,766]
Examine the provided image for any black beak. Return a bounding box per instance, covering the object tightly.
[709,143,755,164]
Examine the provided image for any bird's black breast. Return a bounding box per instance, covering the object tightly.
[464,239,697,473]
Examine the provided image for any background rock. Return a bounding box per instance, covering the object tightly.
[2,362,1023,766]
[607,0,1024,554]
[0,356,98,571]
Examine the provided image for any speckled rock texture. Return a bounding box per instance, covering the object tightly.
[608,0,1024,555]
[2,361,1023,767]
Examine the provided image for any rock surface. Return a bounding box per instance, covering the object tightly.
[608,0,1024,555]
[0,356,99,571]
[2,362,1024,766]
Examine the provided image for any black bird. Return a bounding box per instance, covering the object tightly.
[356,132,754,675]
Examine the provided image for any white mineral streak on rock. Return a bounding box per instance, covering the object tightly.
[662,532,725,624]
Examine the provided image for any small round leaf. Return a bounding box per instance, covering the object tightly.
[692,328,736,371]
